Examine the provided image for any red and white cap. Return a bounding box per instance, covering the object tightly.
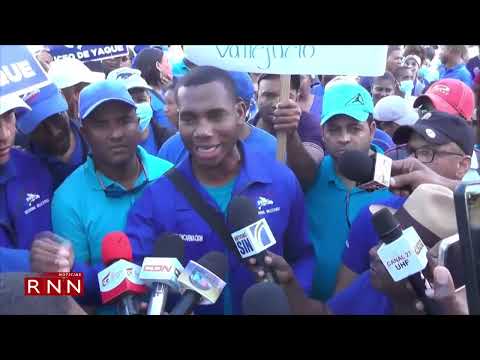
[414,78,475,121]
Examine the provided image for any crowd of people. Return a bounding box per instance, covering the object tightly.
[1,44,479,315]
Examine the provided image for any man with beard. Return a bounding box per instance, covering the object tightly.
[305,81,393,302]
[16,84,89,190]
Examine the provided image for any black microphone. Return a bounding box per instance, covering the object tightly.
[338,150,392,191]
[371,208,442,314]
[139,233,185,315]
[227,196,279,283]
[242,281,291,315]
[170,251,228,315]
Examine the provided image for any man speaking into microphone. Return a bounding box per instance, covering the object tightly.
[124,66,315,315]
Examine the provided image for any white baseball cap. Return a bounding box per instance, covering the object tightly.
[0,94,31,116]
[48,58,105,89]
[107,67,152,91]
[373,95,419,126]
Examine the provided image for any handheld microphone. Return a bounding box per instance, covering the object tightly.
[242,281,291,315]
[371,208,441,314]
[139,233,184,315]
[170,251,228,315]
[338,150,392,191]
[227,196,278,283]
[97,231,148,315]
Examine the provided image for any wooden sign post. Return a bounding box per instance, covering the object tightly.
[276,74,291,163]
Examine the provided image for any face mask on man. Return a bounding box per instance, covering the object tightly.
[136,102,153,132]
[399,80,414,96]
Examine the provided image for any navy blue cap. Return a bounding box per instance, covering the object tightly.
[393,111,475,155]
[79,80,137,121]
[16,83,68,135]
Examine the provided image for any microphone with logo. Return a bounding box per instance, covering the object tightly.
[371,208,442,314]
[139,233,185,315]
[97,231,148,315]
[170,251,228,315]
[338,150,392,191]
[242,281,291,315]
[227,196,279,283]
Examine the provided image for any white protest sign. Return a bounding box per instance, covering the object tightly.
[183,45,388,76]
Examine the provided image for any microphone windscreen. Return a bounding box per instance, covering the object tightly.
[338,150,375,184]
[242,282,291,315]
[227,196,259,232]
[371,207,402,244]
[101,231,132,265]
[196,251,228,282]
[153,233,184,263]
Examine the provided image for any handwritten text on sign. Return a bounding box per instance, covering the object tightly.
[183,45,388,76]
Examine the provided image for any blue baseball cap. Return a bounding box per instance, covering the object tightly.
[321,82,374,126]
[79,80,137,121]
[16,83,68,135]
[228,71,254,104]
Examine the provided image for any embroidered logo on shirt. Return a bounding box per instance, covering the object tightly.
[26,193,40,207]
[24,193,50,215]
[179,234,204,242]
[257,196,274,210]
[257,196,280,216]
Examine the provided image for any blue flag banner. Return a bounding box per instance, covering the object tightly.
[48,45,129,62]
[0,45,51,98]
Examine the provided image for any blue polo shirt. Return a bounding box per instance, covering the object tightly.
[305,148,393,301]
[342,194,406,274]
[373,129,395,152]
[327,270,393,315]
[52,146,173,305]
[140,123,159,156]
[439,64,473,87]
[331,194,406,315]
[0,148,53,272]
[158,125,278,165]
[124,141,315,315]
[150,90,175,130]
[30,122,88,190]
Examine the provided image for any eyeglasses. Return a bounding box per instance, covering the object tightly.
[385,144,465,164]
[95,159,150,198]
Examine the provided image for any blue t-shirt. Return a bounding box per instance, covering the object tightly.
[439,64,473,87]
[305,148,393,301]
[30,122,87,190]
[0,148,53,272]
[140,123,160,156]
[327,270,393,315]
[201,177,237,315]
[467,56,480,79]
[373,129,395,152]
[342,195,406,274]
[158,125,278,165]
[150,89,175,130]
[311,83,324,97]
[309,95,323,120]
